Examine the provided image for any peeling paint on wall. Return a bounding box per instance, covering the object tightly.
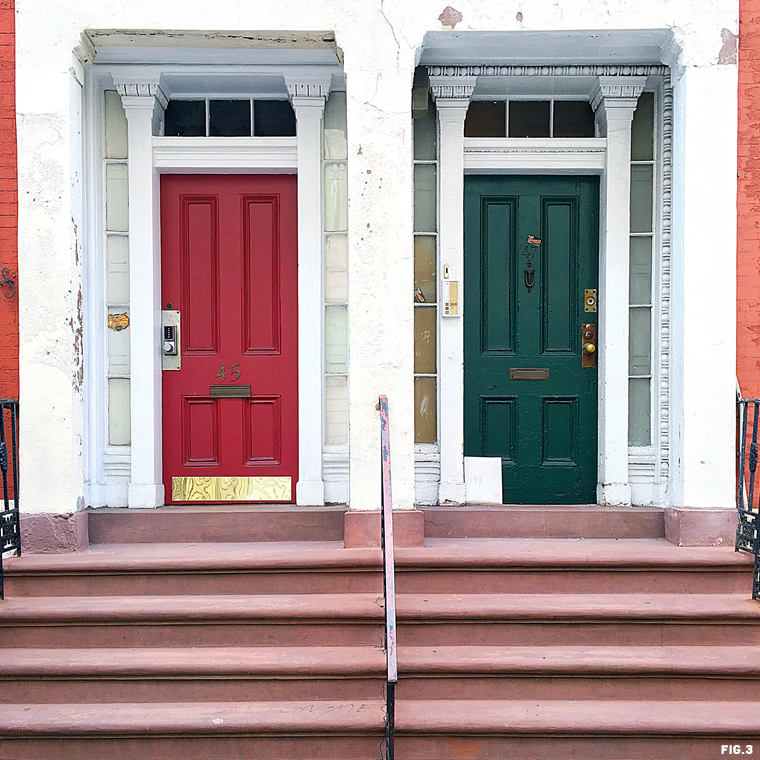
[438,6,463,29]
[718,28,738,64]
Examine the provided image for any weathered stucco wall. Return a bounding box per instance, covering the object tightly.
[15,0,738,514]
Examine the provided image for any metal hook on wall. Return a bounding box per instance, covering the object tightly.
[0,269,15,300]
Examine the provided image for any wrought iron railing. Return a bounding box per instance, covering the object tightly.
[378,396,397,760]
[0,399,19,599]
[736,396,760,600]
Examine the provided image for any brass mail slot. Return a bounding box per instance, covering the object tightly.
[509,368,550,381]
[210,384,251,398]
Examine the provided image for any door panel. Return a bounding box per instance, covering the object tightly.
[464,176,598,504]
[162,174,298,503]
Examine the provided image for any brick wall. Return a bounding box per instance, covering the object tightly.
[739,0,760,398]
[0,0,16,400]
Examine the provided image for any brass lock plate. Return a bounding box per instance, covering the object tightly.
[582,323,596,367]
[584,289,597,313]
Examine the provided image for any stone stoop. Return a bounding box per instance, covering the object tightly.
[0,506,758,759]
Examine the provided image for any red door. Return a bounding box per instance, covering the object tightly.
[161,174,298,503]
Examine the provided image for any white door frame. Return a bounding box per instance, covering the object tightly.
[430,66,667,506]
[83,65,335,507]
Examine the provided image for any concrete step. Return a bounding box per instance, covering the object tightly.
[3,645,760,704]
[3,593,759,647]
[4,538,752,597]
[87,506,347,544]
[394,699,760,760]
[0,593,385,647]
[422,504,665,538]
[0,700,385,760]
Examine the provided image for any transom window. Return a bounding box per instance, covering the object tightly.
[164,98,296,137]
[465,99,595,138]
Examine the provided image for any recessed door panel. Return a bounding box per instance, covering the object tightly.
[482,200,516,355]
[182,397,220,466]
[542,200,575,355]
[244,396,281,465]
[465,176,598,504]
[482,397,517,463]
[182,197,219,354]
[542,397,578,464]
[243,198,280,355]
[162,174,298,503]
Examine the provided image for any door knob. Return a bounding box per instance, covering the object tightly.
[582,323,596,367]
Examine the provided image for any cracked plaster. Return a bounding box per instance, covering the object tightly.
[14,0,738,514]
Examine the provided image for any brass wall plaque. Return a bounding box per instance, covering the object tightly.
[509,368,550,381]
[172,476,292,502]
[210,384,251,398]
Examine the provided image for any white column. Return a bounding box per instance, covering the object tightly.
[286,77,331,506]
[591,77,646,506]
[114,75,166,508]
[430,76,475,504]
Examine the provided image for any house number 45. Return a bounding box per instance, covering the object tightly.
[215,363,241,382]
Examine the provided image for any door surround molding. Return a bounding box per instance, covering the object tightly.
[83,65,334,508]
[431,65,671,506]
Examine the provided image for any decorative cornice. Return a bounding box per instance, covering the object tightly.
[591,77,647,113]
[285,76,332,102]
[429,75,476,102]
[113,80,168,110]
[427,64,667,78]
[73,32,96,68]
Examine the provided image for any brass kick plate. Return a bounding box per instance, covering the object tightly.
[510,368,550,381]
[210,385,251,398]
[584,289,597,313]
[172,476,292,502]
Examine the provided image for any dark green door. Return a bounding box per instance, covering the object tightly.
[464,176,599,504]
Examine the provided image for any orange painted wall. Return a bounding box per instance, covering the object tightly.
[0,0,16,400]
[739,0,760,398]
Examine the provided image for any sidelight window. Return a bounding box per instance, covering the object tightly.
[323,92,349,446]
[628,92,656,447]
[413,96,438,444]
[104,90,131,446]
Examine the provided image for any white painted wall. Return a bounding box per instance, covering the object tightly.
[15,0,738,514]
[671,64,738,510]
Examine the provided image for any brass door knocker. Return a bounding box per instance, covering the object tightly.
[521,235,541,293]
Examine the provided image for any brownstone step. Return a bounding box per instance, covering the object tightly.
[0,593,384,647]
[4,645,759,704]
[422,504,665,538]
[394,593,760,646]
[0,700,385,760]
[396,538,753,594]
[4,541,382,596]
[3,593,759,648]
[87,505,347,544]
[1,699,758,760]
[0,646,385,703]
[394,699,760,760]
[5,538,751,597]
[395,645,760,700]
